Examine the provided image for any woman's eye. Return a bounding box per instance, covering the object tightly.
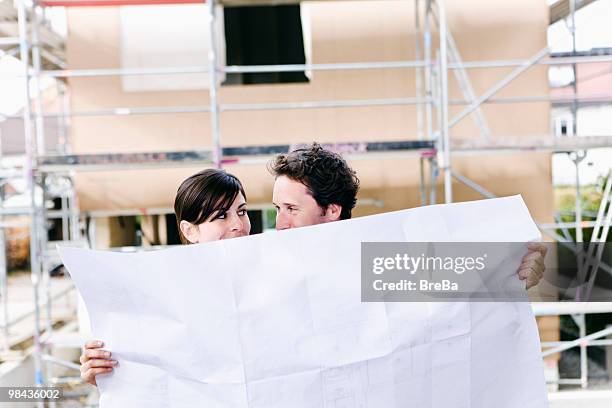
[215,213,227,220]
[238,209,247,216]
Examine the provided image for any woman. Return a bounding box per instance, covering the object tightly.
[79,168,251,386]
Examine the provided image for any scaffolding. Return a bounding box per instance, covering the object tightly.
[0,0,611,401]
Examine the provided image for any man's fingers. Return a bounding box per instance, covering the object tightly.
[526,277,538,290]
[522,252,541,262]
[521,259,544,274]
[527,242,548,256]
[526,272,539,288]
[518,266,535,279]
[535,260,545,278]
[84,340,104,349]
[519,260,545,289]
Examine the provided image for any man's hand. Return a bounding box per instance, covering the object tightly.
[80,340,117,386]
[517,242,547,290]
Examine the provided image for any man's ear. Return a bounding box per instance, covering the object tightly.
[322,204,342,222]
[179,220,199,244]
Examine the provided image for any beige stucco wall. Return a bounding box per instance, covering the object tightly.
[66,0,554,225]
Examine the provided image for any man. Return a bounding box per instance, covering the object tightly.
[81,143,547,385]
[269,143,359,229]
[269,143,546,287]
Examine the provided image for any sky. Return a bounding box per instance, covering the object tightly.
[0,54,54,122]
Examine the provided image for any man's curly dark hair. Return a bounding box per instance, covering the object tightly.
[268,143,360,220]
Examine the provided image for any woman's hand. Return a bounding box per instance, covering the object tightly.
[518,242,547,290]
[80,340,117,386]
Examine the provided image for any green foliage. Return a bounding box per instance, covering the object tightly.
[555,173,611,242]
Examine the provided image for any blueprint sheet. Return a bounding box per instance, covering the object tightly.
[60,195,548,408]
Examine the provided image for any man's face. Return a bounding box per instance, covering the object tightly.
[272,175,340,230]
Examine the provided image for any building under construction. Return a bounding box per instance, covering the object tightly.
[0,0,611,406]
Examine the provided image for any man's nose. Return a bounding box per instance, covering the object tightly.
[275,212,290,230]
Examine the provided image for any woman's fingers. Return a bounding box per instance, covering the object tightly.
[82,367,113,386]
[81,357,117,386]
[80,340,114,387]
[80,349,112,365]
[84,340,104,349]
[85,349,112,360]
[84,359,118,370]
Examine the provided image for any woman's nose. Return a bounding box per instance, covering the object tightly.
[230,215,244,231]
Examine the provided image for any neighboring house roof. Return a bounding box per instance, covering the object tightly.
[550,47,612,58]
[549,0,598,25]
[0,112,62,155]
[550,47,612,108]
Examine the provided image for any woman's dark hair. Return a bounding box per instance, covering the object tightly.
[268,142,360,220]
[174,169,246,244]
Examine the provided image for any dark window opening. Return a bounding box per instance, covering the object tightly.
[165,214,181,245]
[223,5,309,85]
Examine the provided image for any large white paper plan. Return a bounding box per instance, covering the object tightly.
[60,195,548,408]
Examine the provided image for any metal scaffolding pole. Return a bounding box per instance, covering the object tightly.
[569,0,578,138]
[207,0,221,168]
[451,171,495,199]
[31,54,612,78]
[449,46,551,129]
[436,0,451,203]
[41,175,55,399]
[4,92,612,121]
[16,0,45,398]
[36,60,427,78]
[445,32,490,139]
[570,151,587,243]
[575,169,612,300]
[577,313,588,389]
[58,81,71,155]
[69,179,81,242]
[423,0,437,205]
[415,0,424,140]
[582,170,612,301]
[415,0,428,206]
[453,54,612,68]
[0,187,8,352]
[31,5,46,156]
[544,325,612,357]
[428,5,490,140]
[30,13,54,391]
[5,91,612,121]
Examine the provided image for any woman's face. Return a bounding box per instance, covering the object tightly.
[180,193,251,243]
